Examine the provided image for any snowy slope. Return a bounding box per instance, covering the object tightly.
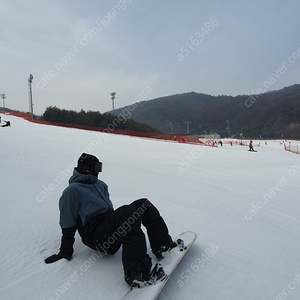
[1,114,300,300]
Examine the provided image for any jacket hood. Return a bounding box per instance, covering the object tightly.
[69,168,98,184]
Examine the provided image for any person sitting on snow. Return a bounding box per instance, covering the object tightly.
[44,153,178,288]
[1,120,11,127]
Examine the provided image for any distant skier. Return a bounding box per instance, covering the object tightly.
[249,140,255,151]
[44,153,177,288]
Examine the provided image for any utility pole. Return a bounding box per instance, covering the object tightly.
[28,74,34,119]
[110,92,116,114]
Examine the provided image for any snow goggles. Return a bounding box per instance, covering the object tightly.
[88,161,103,173]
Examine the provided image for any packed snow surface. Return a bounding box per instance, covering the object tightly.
[1,114,300,300]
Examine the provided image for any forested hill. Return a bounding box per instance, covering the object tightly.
[108,84,300,138]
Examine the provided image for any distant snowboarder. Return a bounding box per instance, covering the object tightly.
[249,140,255,151]
[44,153,178,288]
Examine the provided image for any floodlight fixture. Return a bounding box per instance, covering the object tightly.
[28,74,34,119]
[110,92,116,114]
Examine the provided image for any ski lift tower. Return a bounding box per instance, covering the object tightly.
[28,74,34,119]
[185,121,191,134]
[226,120,231,136]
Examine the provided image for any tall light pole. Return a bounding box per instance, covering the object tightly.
[110,92,116,114]
[0,94,6,112]
[28,74,34,119]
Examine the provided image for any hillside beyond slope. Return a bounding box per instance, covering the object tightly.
[109,84,300,138]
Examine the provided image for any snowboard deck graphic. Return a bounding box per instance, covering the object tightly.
[121,231,197,300]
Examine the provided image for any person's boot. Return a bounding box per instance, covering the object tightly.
[124,263,167,289]
[152,239,184,260]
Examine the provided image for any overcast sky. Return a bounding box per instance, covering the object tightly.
[1,0,300,115]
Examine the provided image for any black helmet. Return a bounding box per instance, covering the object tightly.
[77,153,102,173]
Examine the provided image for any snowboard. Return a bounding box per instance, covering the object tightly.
[121,231,197,300]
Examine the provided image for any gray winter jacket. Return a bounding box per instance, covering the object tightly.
[59,169,113,229]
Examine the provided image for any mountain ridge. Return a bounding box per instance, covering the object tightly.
[108,84,300,138]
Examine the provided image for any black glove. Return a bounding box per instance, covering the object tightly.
[45,252,72,264]
[45,226,77,264]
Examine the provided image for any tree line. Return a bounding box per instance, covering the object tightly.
[42,106,161,134]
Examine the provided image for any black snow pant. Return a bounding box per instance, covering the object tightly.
[89,198,172,274]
